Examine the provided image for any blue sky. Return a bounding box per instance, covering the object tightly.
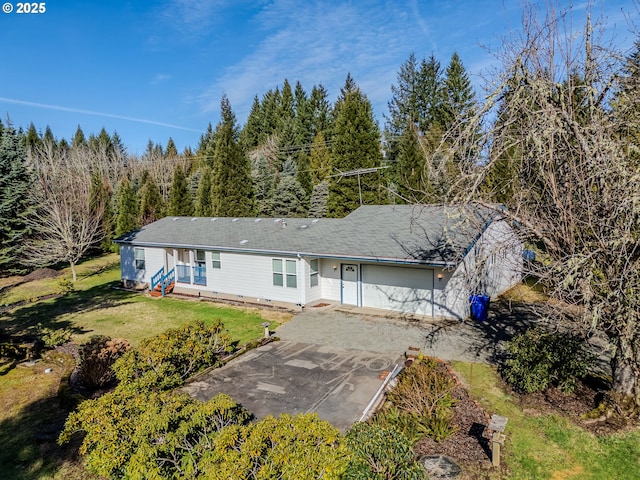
[0,1,637,155]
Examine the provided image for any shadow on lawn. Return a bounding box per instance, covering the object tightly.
[0,392,89,480]
[0,282,138,339]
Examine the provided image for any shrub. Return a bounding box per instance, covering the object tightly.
[57,277,75,294]
[59,391,249,479]
[343,422,426,480]
[500,326,597,394]
[77,335,130,390]
[113,320,233,393]
[37,324,73,348]
[205,413,348,479]
[382,357,457,442]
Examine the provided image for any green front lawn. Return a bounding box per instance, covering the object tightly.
[0,254,291,346]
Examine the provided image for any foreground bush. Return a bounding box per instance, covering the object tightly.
[113,319,232,392]
[376,356,457,443]
[343,422,426,479]
[500,326,596,394]
[59,391,250,479]
[204,413,349,479]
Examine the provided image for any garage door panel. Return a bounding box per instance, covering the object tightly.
[361,265,433,316]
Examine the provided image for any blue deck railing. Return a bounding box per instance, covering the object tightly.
[193,265,207,286]
[161,268,175,296]
[176,265,191,284]
[150,267,165,291]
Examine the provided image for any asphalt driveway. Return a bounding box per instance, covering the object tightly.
[183,340,401,431]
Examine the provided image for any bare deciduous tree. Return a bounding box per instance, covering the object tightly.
[24,142,106,281]
[447,2,640,410]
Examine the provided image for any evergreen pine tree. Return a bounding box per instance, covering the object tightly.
[309,180,329,218]
[194,166,213,216]
[327,74,384,217]
[385,52,420,162]
[115,177,139,236]
[441,52,477,135]
[270,160,308,216]
[166,138,178,158]
[138,170,164,224]
[240,96,262,150]
[251,155,275,216]
[25,123,41,152]
[72,125,87,147]
[167,165,194,216]
[417,54,445,133]
[211,95,254,217]
[393,122,430,203]
[0,123,31,273]
[309,131,333,184]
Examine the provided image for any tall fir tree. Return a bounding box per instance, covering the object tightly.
[167,165,194,216]
[72,125,87,147]
[115,177,139,237]
[385,52,420,162]
[309,131,333,184]
[270,160,308,216]
[393,122,432,203]
[240,96,262,150]
[327,74,384,217]
[441,52,477,137]
[138,170,164,224]
[0,123,31,273]
[211,95,254,217]
[194,166,214,216]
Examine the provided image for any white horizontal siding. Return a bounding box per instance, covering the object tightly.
[173,251,304,304]
[319,260,341,302]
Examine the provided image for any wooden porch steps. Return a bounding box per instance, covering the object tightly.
[149,281,175,297]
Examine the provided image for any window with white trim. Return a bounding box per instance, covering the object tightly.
[310,259,319,287]
[195,249,206,267]
[211,251,221,269]
[134,248,145,270]
[273,259,297,288]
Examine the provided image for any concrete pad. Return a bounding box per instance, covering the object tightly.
[183,341,402,431]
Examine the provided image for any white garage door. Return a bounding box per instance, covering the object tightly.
[361,265,434,316]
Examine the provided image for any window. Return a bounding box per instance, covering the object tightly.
[195,250,206,267]
[211,251,221,269]
[286,260,297,288]
[273,258,297,288]
[273,259,283,286]
[134,248,145,270]
[310,259,319,287]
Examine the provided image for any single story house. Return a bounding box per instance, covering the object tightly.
[115,204,522,320]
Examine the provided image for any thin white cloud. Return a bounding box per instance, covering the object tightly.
[0,97,202,132]
[152,73,172,84]
[199,1,425,120]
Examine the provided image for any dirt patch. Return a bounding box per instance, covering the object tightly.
[414,382,494,479]
[22,268,62,283]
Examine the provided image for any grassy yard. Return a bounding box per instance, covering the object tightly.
[0,254,292,346]
[452,362,640,479]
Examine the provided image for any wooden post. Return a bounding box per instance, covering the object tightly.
[488,414,508,467]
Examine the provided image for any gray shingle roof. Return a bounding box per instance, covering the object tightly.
[115,204,498,266]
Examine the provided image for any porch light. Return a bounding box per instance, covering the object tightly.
[437,273,443,280]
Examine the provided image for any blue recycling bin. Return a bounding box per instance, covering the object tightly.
[469,294,490,322]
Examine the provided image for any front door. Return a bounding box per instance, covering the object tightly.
[341,264,359,306]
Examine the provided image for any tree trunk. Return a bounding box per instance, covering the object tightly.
[70,261,77,282]
[610,335,640,411]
